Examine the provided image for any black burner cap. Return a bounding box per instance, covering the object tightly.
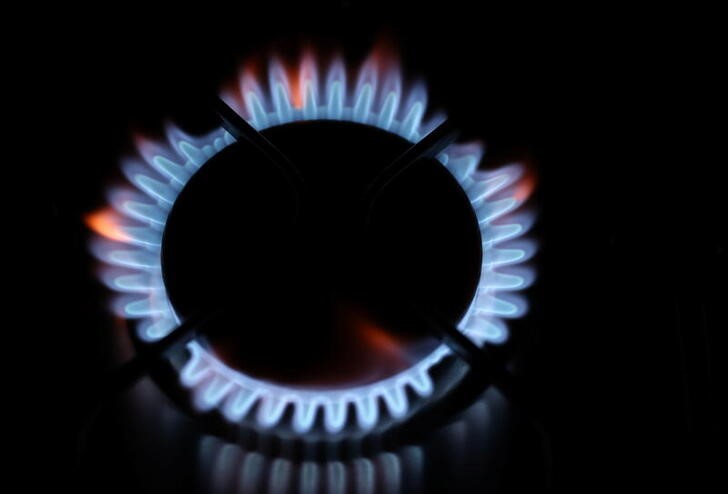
[162,121,482,387]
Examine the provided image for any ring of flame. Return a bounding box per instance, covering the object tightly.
[88,50,536,434]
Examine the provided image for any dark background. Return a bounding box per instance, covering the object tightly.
[32,2,724,492]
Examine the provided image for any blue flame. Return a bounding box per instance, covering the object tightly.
[112,364,507,494]
[88,50,536,435]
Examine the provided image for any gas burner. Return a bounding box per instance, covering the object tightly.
[87,48,536,439]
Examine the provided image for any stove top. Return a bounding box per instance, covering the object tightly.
[40,7,722,493]
[79,46,537,490]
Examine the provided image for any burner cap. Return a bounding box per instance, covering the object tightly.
[162,121,482,387]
